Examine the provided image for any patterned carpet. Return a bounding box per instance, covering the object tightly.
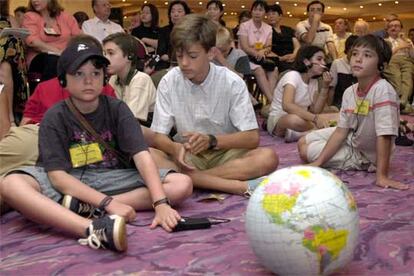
[1,116,413,275]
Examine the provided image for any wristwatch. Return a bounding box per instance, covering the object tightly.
[208,134,217,150]
[152,197,171,209]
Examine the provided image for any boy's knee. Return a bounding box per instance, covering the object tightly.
[0,174,17,197]
[168,173,193,199]
[256,148,279,173]
[297,137,309,163]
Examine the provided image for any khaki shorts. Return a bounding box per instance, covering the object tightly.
[185,148,248,171]
[305,127,370,170]
[0,124,39,176]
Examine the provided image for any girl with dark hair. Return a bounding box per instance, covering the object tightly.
[131,3,159,54]
[267,45,334,142]
[157,0,191,70]
[103,33,156,126]
[206,0,225,26]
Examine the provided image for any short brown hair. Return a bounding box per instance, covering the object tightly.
[28,0,63,17]
[171,14,217,53]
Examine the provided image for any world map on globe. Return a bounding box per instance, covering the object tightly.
[246,166,359,275]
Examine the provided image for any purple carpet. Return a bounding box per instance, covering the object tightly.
[1,116,414,275]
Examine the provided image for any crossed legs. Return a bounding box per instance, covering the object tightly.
[185,147,279,195]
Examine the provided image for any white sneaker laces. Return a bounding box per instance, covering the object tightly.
[78,228,108,249]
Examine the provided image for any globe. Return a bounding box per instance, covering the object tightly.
[245,166,359,275]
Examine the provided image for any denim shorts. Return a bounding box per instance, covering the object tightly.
[10,166,172,202]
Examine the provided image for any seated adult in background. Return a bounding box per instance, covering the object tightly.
[22,0,80,77]
[156,0,191,71]
[1,0,30,124]
[103,33,156,127]
[372,14,398,39]
[267,45,336,143]
[353,19,369,37]
[206,0,225,27]
[238,0,278,102]
[296,0,337,62]
[384,19,414,114]
[151,14,279,197]
[13,6,27,27]
[328,35,358,108]
[333,17,352,58]
[131,3,159,54]
[267,4,300,74]
[82,0,124,43]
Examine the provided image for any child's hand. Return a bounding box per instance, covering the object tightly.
[182,132,210,155]
[376,177,409,190]
[173,143,196,171]
[314,115,326,129]
[150,204,181,232]
[106,200,137,222]
[322,71,332,88]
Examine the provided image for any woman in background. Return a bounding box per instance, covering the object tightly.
[131,3,159,54]
[23,0,80,66]
[157,0,191,70]
[206,0,225,26]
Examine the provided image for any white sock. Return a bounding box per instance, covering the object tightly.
[285,129,307,143]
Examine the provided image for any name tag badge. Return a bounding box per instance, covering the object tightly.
[69,143,103,168]
[354,99,370,115]
[43,27,59,36]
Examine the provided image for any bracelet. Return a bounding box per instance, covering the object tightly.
[98,196,113,210]
[152,197,171,209]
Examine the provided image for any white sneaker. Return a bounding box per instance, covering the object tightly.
[285,129,305,143]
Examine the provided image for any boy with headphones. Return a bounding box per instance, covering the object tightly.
[102,32,156,127]
[1,42,193,252]
[298,34,409,190]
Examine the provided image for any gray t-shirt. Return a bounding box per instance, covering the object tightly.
[226,48,251,76]
[38,95,148,172]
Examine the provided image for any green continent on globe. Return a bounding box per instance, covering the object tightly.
[302,225,349,273]
[262,194,297,224]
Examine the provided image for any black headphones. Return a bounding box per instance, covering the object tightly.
[375,36,392,72]
[58,72,108,88]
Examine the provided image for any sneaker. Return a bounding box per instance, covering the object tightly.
[244,176,267,198]
[61,195,105,218]
[79,215,127,252]
[285,129,305,143]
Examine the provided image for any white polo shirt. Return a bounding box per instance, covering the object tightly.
[82,17,124,43]
[151,63,258,142]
